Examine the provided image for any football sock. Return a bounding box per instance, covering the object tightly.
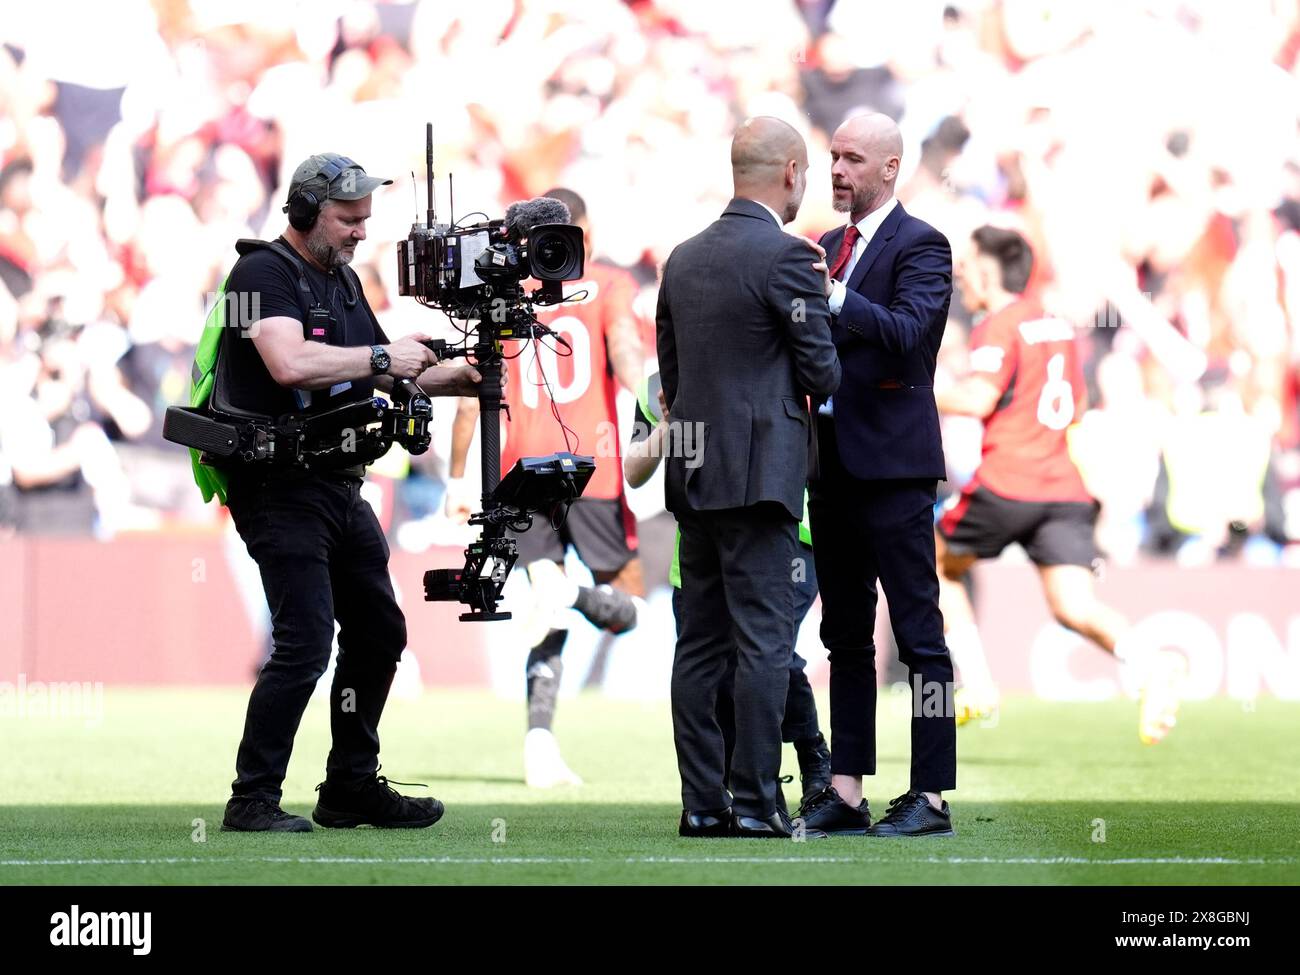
[573,584,638,634]
[525,629,567,731]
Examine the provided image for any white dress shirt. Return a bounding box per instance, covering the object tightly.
[820,196,897,416]
[827,195,897,314]
[753,199,784,227]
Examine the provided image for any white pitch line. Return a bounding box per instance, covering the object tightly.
[905,856,1293,866]
[0,855,1293,867]
[633,856,1294,865]
[0,856,592,866]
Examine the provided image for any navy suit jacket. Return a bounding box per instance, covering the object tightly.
[657,198,841,520]
[817,203,952,481]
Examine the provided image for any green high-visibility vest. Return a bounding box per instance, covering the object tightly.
[186,239,315,505]
[187,273,232,505]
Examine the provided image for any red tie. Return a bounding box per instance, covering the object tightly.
[828,224,861,281]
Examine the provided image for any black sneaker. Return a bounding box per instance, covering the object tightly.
[312,771,445,829]
[221,796,313,833]
[794,732,832,803]
[798,785,871,835]
[866,791,954,837]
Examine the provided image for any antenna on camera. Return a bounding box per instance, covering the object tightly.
[425,123,436,230]
[449,172,455,228]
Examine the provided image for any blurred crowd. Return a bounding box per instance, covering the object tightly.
[2,0,1299,567]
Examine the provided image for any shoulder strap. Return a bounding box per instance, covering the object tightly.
[340,264,385,342]
[210,239,316,419]
[235,237,317,307]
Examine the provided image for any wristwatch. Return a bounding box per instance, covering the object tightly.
[369,345,391,375]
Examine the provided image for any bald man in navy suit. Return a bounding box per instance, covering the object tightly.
[800,113,958,838]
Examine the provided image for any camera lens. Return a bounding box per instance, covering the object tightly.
[527,226,584,281]
[534,238,567,275]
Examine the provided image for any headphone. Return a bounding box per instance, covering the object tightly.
[283,155,358,232]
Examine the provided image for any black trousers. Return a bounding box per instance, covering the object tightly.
[808,420,956,793]
[671,542,821,752]
[672,504,797,818]
[225,471,407,802]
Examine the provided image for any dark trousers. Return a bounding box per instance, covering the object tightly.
[672,504,797,818]
[809,420,956,793]
[671,542,821,757]
[226,472,407,802]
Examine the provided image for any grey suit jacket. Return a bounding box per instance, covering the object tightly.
[656,198,841,520]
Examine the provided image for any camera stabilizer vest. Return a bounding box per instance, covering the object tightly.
[167,239,392,504]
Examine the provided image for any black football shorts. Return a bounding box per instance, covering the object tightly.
[938,483,1100,568]
[510,496,636,574]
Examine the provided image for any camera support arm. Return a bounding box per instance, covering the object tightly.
[418,335,516,621]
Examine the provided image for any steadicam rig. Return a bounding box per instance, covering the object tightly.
[398,123,595,622]
[163,377,434,475]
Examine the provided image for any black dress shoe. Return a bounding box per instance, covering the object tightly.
[798,785,871,835]
[731,810,795,838]
[794,732,832,803]
[866,791,954,837]
[729,810,827,839]
[679,808,732,838]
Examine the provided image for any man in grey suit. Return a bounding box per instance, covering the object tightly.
[656,117,841,838]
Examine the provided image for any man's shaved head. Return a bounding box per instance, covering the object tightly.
[731,116,810,224]
[830,112,903,220]
[732,117,806,180]
[836,113,903,160]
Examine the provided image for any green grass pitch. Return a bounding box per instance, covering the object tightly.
[2,688,1298,885]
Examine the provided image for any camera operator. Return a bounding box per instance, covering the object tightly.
[219,153,495,832]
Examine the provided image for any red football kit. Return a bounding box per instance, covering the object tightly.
[964,296,1091,503]
[500,261,637,505]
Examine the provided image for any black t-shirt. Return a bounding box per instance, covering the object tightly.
[220,238,387,418]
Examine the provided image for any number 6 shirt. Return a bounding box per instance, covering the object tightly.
[966,296,1092,503]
